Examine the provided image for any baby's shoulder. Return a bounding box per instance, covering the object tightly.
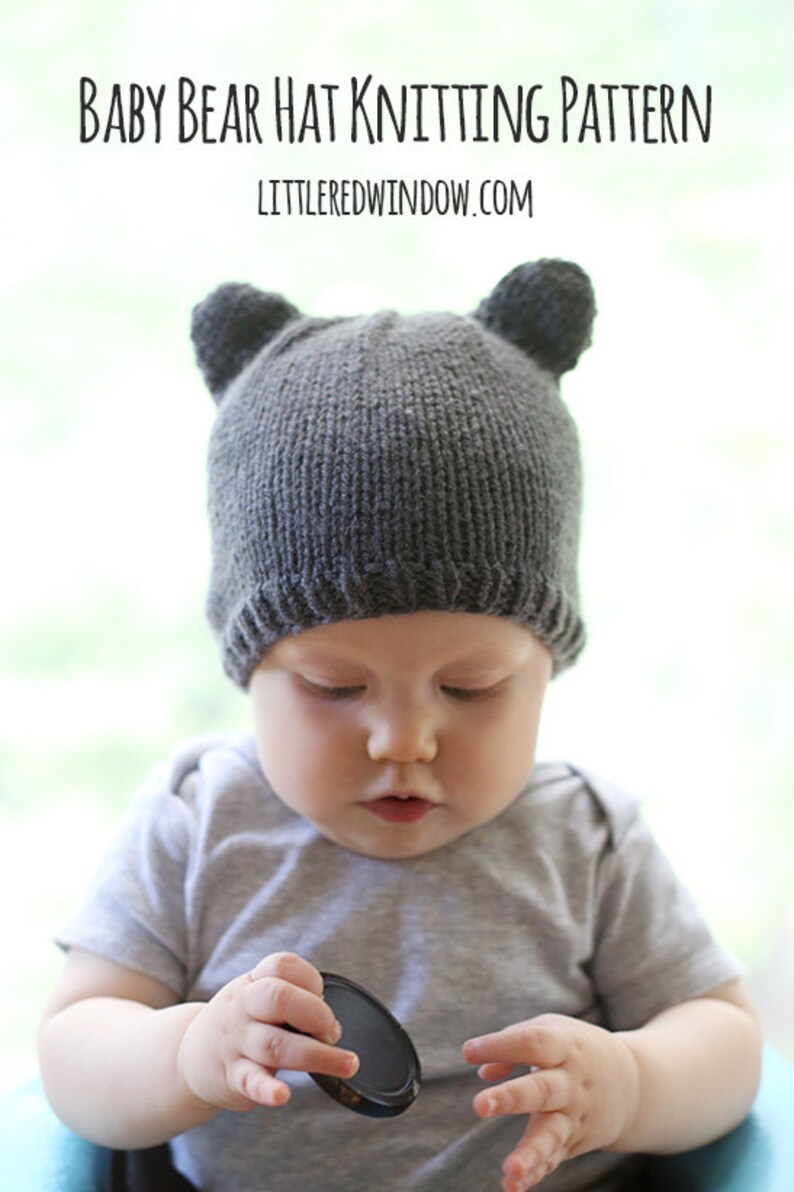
[132,731,269,827]
[525,760,642,852]
[158,731,261,797]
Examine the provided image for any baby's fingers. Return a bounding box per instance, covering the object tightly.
[464,1022,569,1070]
[477,1061,515,1082]
[243,974,340,1044]
[243,1022,359,1082]
[473,1068,569,1119]
[229,1058,292,1108]
[249,951,325,997]
[502,1112,572,1192]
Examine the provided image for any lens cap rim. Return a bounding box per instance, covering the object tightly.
[309,971,421,1118]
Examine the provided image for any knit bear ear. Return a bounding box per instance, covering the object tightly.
[191,283,302,402]
[473,259,595,377]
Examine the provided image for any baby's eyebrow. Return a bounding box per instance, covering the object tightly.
[439,661,507,674]
[289,649,516,679]
[286,648,372,672]
[279,627,536,675]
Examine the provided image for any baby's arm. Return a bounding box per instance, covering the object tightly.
[463,978,762,1192]
[38,948,359,1150]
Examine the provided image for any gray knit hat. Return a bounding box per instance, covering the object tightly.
[191,259,595,688]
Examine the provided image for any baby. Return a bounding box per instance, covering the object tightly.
[39,260,761,1191]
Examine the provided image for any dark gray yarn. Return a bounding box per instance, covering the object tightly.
[191,259,596,688]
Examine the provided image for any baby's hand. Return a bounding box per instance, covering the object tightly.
[177,952,359,1113]
[463,1014,640,1192]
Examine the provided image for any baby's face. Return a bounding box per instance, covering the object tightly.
[249,611,552,859]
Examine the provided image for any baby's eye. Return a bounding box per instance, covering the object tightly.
[441,683,501,701]
[304,680,365,700]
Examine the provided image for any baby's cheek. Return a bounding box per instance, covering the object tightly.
[481,711,535,774]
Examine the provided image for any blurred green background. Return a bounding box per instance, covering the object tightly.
[2,0,792,1091]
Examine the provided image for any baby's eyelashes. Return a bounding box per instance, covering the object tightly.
[303,681,366,700]
[300,682,507,703]
[440,681,506,701]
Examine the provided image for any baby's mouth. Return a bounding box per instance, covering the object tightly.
[363,795,436,825]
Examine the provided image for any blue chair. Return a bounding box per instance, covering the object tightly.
[2,1047,793,1189]
[0,1076,110,1191]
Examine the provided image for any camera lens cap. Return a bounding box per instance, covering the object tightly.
[310,972,421,1118]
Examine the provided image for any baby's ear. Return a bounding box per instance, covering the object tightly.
[473,259,595,377]
[191,283,301,401]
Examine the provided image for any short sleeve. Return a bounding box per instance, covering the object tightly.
[54,760,196,996]
[587,791,743,1030]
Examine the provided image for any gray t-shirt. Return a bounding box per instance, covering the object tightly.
[56,733,741,1191]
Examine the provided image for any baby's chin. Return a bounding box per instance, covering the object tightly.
[313,809,474,861]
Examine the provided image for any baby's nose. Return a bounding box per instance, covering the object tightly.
[366,700,438,764]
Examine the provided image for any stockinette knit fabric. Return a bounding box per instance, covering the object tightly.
[191,259,596,688]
